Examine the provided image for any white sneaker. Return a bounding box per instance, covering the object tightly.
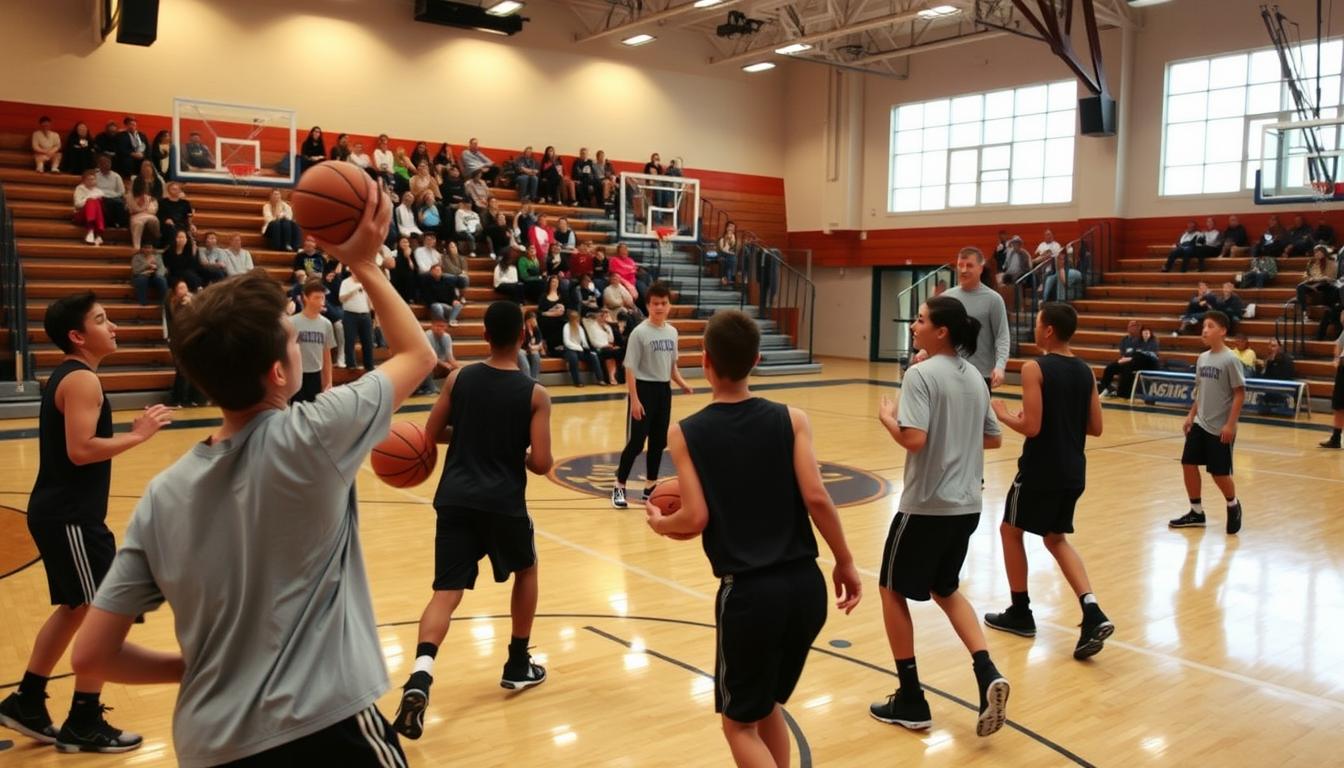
[84,230,95,244]
[611,487,628,509]
[94,236,103,246]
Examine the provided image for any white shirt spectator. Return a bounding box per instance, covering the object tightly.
[338,273,371,313]
[261,201,293,234]
[374,148,394,173]
[455,208,481,236]
[396,204,422,237]
[220,247,255,276]
[563,322,592,352]
[413,245,441,275]
[1202,228,1220,245]
[94,169,125,199]
[73,184,105,209]
[349,151,371,169]
[494,263,518,287]
[1035,239,1062,259]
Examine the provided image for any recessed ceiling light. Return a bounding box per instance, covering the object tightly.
[621,33,656,46]
[485,1,524,16]
[917,5,960,18]
[774,43,813,55]
[692,0,724,7]
[742,62,776,72]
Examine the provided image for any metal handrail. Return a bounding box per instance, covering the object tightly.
[1,184,33,384]
[896,262,955,307]
[1274,300,1307,357]
[1008,224,1104,355]
[888,262,954,364]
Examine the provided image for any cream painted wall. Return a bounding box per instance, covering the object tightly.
[0,0,785,176]
[811,266,873,359]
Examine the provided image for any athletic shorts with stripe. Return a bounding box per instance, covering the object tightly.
[1003,473,1085,537]
[714,560,827,723]
[213,705,407,768]
[879,512,980,601]
[27,518,115,608]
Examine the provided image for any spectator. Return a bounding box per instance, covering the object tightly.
[544,239,570,279]
[412,231,441,295]
[126,185,160,250]
[1178,281,1217,334]
[999,236,1030,288]
[349,140,373,172]
[114,115,149,177]
[595,149,617,205]
[572,147,600,207]
[485,211,518,260]
[94,155,127,227]
[515,145,540,202]
[1252,214,1289,260]
[515,201,538,234]
[432,142,456,179]
[64,121,96,176]
[415,190,443,239]
[299,126,326,174]
[1216,214,1249,258]
[184,131,215,170]
[459,137,498,184]
[493,252,525,302]
[1296,245,1338,307]
[423,263,464,326]
[93,120,120,158]
[72,170,105,245]
[464,169,491,212]
[562,310,605,387]
[31,116,62,172]
[329,133,351,162]
[1312,213,1336,249]
[338,269,375,371]
[157,182,195,247]
[539,146,568,205]
[1216,281,1245,333]
[1231,335,1257,376]
[394,191,423,238]
[527,213,554,257]
[1034,228,1062,263]
[219,233,254,276]
[440,164,467,204]
[535,275,569,350]
[991,230,1010,272]
[292,235,327,279]
[608,243,641,301]
[1315,271,1344,340]
[643,152,664,177]
[149,130,174,181]
[131,159,163,200]
[717,221,739,286]
[1042,247,1084,301]
[1262,337,1295,379]
[290,279,336,403]
[518,244,545,302]
[520,310,544,380]
[591,245,611,293]
[195,231,230,286]
[573,273,601,315]
[553,217,577,251]
[410,161,441,201]
[1238,243,1279,289]
[441,240,470,294]
[261,189,303,252]
[584,308,622,384]
[410,141,432,171]
[1192,216,1222,266]
[453,197,482,246]
[130,243,168,306]
[373,134,397,189]
[393,147,415,187]
[390,235,417,302]
[1163,220,1203,273]
[1283,214,1315,257]
[416,318,460,396]
[163,230,203,291]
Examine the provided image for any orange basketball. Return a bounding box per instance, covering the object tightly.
[290,161,373,245]
[371,422,438,488]
[648,477,681,515]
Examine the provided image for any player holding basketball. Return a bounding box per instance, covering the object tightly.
[393,300,554,742]
[645,309,862,768]
[871,296,1010,737]
[71,180,437,765]
[611,281,693,509]
[984,303,1116,659]
[0,293,172,753]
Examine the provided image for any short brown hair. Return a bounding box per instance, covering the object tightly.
[958,246,985,263]
[647,281,672,300]
[302,279,326,297]
[171,273,290,410]
[703,310,759,382]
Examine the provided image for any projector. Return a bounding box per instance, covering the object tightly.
[716,10,765,38]
[415,0,527,36]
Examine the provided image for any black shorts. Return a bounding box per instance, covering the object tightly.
[879,512,980,601]
[1332,362,1344,411]
[714,560,827,723]
[291,371,322,404]
[433,506,536,591]
[1181,425,1234,476]
[28,519,115,608]
[1003,475,1084,536]
[213,705,406,767]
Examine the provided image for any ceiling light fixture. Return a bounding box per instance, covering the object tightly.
[692,0,724,7]
[774,42,813,55]
[621,33,656,46]
[916,5,960,19]
[485,1,524,16]
[742,61,776,72]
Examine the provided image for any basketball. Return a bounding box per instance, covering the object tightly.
[290,160,373,245]
[371,422,437,488]
[647,477,681,515]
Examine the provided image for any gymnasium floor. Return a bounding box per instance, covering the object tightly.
[1,359,1340,766]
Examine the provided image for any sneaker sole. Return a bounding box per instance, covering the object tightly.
[1073,621,1116,660]
[393,689,428,740]
[868,710,932,730]
[984,619,1037,638]
[500,674,547,692]
[1168,520,1206,528]
[976,678,1010,737]
[54,740,142,754]
[0,713,57,744]
[611,501,628,509]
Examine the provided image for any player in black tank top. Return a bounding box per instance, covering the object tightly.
[985,303,1115,660]
[644,310,861,767]
[2,294,171,753]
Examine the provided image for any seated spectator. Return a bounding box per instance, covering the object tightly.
[349,141,373,171]
[493,253,525,303]
[416,190,443,238]
[1216,281,1245,333]
[562,310,605,387]
[595,150,618,205]
[413,231,443,297]
[573,273,601,315]
[157,181,195,247]
[518,245,545,302]
[94,120,120,159]
[299,126,326,174]
[441,164,467,204]
[1312,214,1336,249]
[293,235,328,279]
[433,142,457,179]
[520,310,544,380]
[991,230,1011,272]
[114,115,149,177]
[1042,248,1084,301]
[149,130,174,181]
[1283,214,1315,257]
[72,170,106,245]
[536,275,570,349]
[417,318,460,396]
[553,217,577,251]
[1098,321,1160,396]
[390,235,417,303]
[1238,244,1278,289]
[572,147,600,208]
[184,131,216,170]
[515,146,540,202]
[130,243,168,306]
[484,211,518,261]
[441,240,470,293]
[94,155,127,227]
[464,169,491,212]
[527,214,554,257]
[608,243,641,299]
[454,197,482,247]
[262,189,303,251]
[717,221,740,286]
[1252,214,1289,260]
[1179,281,1217,333]
[422,263,464,326]
[998,236,1030,287]
[1319,306,1344,344]
[1163,219,1204,272]
[163,229,203,291]
[196,231,230,285]
[394,147,415,186]
[219,233,255,275]
[544,240,570,279]
[515,201,538,234]
[538,146,564,204]
[586,308,624,383]
[570,241,594,278]
[410,141,432,171]
[373,134,398,189]
[410,161,441,201]
[1034,228,1062,261]
[1314,271,1344,340]
[329,133,351,162]
[1261,337,1296,380]
[65,121,96,176]
[459,138,498,184]
[1193,216,1222,265]
[126,186,160,250]
[32,116,62,172]
[1231,335,1258,376]
[395,191,423,238]
[1296,245,1338,307]
[591,245,611,292]
[1216,214,1249,258]
[132,159,164,199]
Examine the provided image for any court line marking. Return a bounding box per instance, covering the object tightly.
[1098,447,1344,485]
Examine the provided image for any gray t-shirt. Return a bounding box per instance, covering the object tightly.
[94,372,395,767]
[292,313,335,374]
[1194,347,1246,434]
[624,320,679,382]
[942,284,1010,377]
[896,354,1000,516]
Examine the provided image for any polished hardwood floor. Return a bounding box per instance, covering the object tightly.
[1,359,1341,766]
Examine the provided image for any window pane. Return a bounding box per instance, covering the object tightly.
[892,187,920,211]
[1246,117,1277,167]
[1167,92,1207,123]
[1163,166,1203,195]
[1014,113,1046,141]
[981,178,1009,204]
[1048,81,1075,112]
[894,154,922,187]
[950,122,981,148]
[1012,140,1045,178]
[949,149,978,183]
[1011,178,1043,205]
[1205,118,1244,163]
[897,104,924,130]
[1248,50,1280,83]
[1209,54,1249,88]
[1043,176,1072,203]
[948,183,977,207]
[1320,75,1342,105]
[896,129,923,154]
[1046,110,1075,138]
[982,145,1011,170]
[920,186,945,210]
[1015,84,1048,114]
[923,125,949,151]
[1246,82,1281,113]
[924,99,950,126]
[1169,60,1210,94]
[921,151,947,185]
[1165,122,1205,166]
[1203,162,1241,193]
[1207,87,1246,119]
[1044,137,1074,176]
[950,95,983,123]
[985,90,1014,119]
[1325,41,1344,74]
[984,117,1013,141]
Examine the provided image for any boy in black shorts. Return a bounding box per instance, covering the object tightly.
[394,301,554,741]
[645,309,861,767]
[1169,310,1245,534]
[984,303,1115,659]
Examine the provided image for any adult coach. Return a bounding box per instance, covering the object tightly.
[72,184,437,766]
[930,246,1010,389]
[0,293,172,753]
[984,303,1115,660]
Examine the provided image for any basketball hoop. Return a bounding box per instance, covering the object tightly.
[1311,179,1334,199]
[227,163,258,180]
[655,226,676,263]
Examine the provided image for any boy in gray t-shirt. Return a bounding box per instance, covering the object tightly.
[291,280,336,404]
[1170,310,1245,534]
[73,191,437,766]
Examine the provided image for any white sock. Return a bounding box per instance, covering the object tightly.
[413,655,435,676]
[1226,497,1239,508]
[1190,501,1204,514]
[1081,593,1098,606]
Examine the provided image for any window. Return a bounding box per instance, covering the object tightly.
[888,80,1076,212]
[1160,40,1344,196]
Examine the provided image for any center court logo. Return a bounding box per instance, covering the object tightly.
[549,453,890,507]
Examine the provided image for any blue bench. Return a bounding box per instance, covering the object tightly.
[1129,370,1309,419]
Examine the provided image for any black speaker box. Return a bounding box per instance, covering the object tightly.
[116,0,160,46]
[1079,95,1117,137]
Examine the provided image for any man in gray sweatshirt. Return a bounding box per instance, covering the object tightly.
[939,246,1011,389]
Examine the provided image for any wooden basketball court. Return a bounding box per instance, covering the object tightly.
[1,359,1340,766]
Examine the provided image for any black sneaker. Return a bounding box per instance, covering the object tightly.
[868,689,932,730]
[984,607,1036,638]
[501,659,547,691]
[1074,613,1116,660]
[1169,510,1206,528]
[974,671,1010,738]
[1226,502,1243,535]
[392,672,432,740]
[641,485,656,502]
[54,707,142,754]
[1320,439,1341,449]
[611,487,628,509]
[0,691,57,744]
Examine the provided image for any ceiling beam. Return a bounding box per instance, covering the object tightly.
[709,5,941,65]
[847,29,1008,65]
[574,0,749,44]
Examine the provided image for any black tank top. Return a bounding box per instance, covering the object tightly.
[679,398,818,578]
[434,363,536,516]
[1018,354,1093,488]
[28,360,113,524]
